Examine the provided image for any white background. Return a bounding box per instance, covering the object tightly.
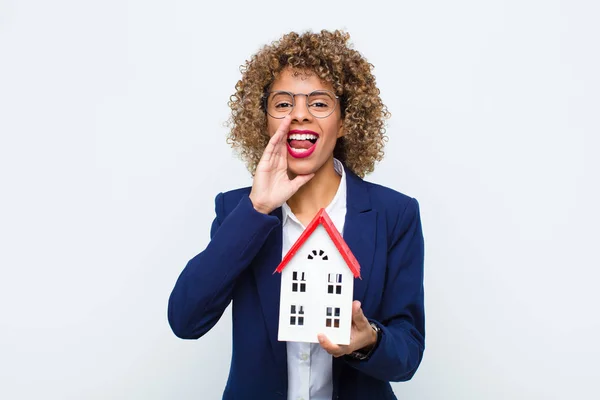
[1,0,599,399]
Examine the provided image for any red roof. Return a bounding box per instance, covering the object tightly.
[274,208,361,278]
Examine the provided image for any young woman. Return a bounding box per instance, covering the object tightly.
[168,30,425,400]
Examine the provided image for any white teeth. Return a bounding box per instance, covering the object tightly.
[292,148,308,153]
[289,133,318,140]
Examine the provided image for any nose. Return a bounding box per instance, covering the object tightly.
[289,94,312,122]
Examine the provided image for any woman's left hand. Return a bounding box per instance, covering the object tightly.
[317,300,378,357]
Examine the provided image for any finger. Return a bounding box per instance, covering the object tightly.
[261,136,278,163]
[276,135,289,169]
[274,117,291,157]
[275,115,292,140]
[271,116,291,149]
[290,173,315,192]
[351,300,369,327]
[262,117,291,162]
[317,333,346,357]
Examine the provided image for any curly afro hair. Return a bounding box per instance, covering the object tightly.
[227,29,390,178]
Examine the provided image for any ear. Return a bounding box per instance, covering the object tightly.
[336,121,345,139]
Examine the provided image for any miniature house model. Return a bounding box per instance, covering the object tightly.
[275,209,361,345]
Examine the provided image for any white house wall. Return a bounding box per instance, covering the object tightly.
[278,225,355,345]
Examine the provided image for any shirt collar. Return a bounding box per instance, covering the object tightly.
[282,158,346,227]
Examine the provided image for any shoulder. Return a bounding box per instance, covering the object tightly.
[363,180,415,210]
[212,186,252,220]
[345,166,416,216]
[360,178,421,237]
[357,174,419,216]
[220,186,252,204]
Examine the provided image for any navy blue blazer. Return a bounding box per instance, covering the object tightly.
[168,167,425,400]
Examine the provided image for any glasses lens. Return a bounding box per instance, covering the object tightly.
[266,91,337,119]
[307,91,336,118]
[267,92,294,118]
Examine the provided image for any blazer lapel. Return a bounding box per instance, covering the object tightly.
[343,168,377,303]
[251,207,287,379]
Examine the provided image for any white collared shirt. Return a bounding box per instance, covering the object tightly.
[282,158,347,400]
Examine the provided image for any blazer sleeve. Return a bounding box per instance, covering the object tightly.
[167,193,281,339]
[344,197,425,381]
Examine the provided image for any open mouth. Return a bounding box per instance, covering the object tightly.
[287,131,319,158]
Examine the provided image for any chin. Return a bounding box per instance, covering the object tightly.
[287,156,329,177]
[286,165,315,178]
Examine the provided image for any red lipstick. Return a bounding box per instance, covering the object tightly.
[287,130,319,159]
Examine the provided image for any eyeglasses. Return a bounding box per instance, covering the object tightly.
[264,90,340,119]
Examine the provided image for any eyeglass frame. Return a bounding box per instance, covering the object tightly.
[262,89,341,119]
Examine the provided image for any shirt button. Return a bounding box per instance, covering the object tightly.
[300,352,309,361]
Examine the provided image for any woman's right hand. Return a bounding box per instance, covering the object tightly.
[249,116,315,214]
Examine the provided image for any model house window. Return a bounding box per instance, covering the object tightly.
[308,249,328,261]
[327,273,342,295]
[290,305,304,326]
[325,307,340,328]
[292,271,306,292]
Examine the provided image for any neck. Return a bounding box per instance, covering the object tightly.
[287,157,341,217]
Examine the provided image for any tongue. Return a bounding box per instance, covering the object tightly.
[289,140,314,149]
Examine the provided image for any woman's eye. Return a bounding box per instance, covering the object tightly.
[275,102,293,108]
[310,102,328,108]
